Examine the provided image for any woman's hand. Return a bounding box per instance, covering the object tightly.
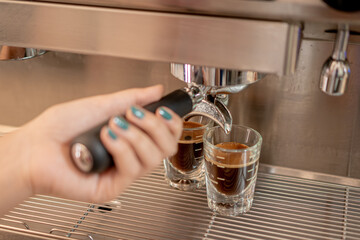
[0,85,182,216]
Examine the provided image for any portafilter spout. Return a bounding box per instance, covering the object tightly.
[184,97,232,134]
[183,84,232,134]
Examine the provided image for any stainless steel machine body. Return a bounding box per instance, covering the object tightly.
[1,0,360,239]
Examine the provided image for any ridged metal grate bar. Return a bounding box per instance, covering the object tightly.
[1,166,360,240]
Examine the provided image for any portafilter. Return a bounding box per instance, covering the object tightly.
[70,84,232,173]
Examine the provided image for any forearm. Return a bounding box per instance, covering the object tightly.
[0,130,32,217]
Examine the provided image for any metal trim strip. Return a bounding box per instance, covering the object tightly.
[0,0,298,75]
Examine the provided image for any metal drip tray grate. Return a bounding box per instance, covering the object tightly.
[1,166,360,240]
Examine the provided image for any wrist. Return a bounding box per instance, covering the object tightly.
[0,128,33,216]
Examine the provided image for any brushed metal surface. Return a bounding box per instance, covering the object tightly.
[228,39,360,177]
[260,164,360,188]
[0,52,186,126]
[349,102,360,179]
[32,0,360,23]
[0,0,299,75]
[1,166,360,239]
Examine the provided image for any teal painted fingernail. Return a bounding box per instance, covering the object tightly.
[159,107,172,120]
[113,116,129,130]
[107,128,117,140]
[131,106,144,119]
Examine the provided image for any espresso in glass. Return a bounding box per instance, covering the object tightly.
[164,117,211,191]
[169,121,204,173]
[204,125,262,216]
[205,142,258,196]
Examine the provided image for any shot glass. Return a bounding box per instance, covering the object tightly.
[203,125,262,216]
[164,116,211,191]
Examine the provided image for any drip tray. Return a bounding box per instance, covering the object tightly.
[1,165,360,240]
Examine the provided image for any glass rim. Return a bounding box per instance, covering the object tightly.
[203,125,262,153]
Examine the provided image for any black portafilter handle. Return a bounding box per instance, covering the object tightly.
[70,89,194,173]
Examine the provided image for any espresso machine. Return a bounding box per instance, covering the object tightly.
[1,0,360,239]
[70,66,264,173]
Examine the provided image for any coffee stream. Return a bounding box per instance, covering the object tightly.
[205,142,258,195]
[169,121,205,173]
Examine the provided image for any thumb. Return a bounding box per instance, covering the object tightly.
[99,84,164,117]
[37,85,164,140]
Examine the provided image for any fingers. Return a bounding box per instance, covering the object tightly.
[156,107,183,141]
[107,113,162,173]
[101,85,164,117]
[99,127,142,179]
[77,105,183,203]
[102,105,182,175]
[125,106,182,159]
